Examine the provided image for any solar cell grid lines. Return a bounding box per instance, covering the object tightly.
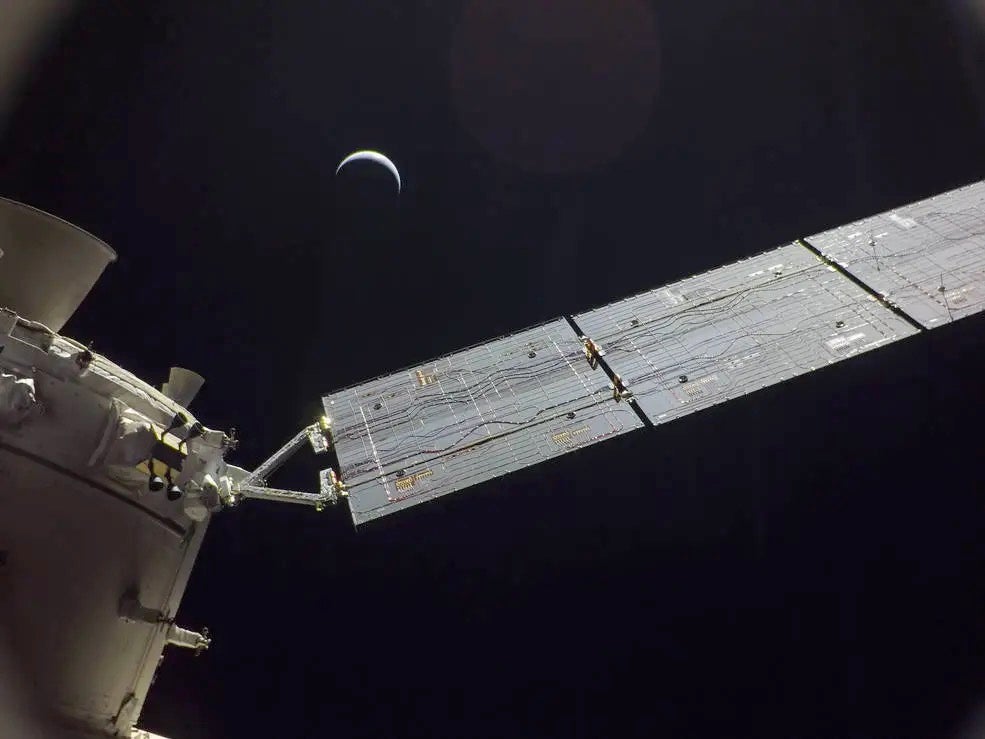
[324,318,644,525]
[325,179,985,525]
[806,180,985,328]
[573,244,920,426]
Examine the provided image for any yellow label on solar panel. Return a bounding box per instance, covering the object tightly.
[395,469,433,491]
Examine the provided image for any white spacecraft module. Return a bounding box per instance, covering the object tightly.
[0,197,243,739]
[0,179,984,739]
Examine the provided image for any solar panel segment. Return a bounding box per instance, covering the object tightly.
[324,318,644,525]
[805,180,985,329]
[325,180,985,526]
[573,243,920,427]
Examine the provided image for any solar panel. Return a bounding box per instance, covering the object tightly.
[805,180,985,328]
[324,318,644,525]
[572,243,920,427]
[324,179,985,526]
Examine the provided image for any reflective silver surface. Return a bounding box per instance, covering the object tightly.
[325,318,644,525]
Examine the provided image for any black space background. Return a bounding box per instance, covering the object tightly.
[4,2,985,737]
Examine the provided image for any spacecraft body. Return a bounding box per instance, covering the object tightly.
[2,178,985,738]
[0,199,238,739]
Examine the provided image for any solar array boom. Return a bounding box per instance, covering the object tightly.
[317,179,985,526]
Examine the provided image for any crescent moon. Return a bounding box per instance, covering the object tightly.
[335,150,401,193]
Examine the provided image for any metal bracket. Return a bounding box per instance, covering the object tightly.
[166,624,211,655]
[307,415,332,454]
[581,336,604,370]
[610,374,632,403]
[119,589,211,655]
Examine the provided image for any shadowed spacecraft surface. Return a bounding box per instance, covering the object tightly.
[0,177,983,737]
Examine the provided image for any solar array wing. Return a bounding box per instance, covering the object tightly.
[572,243,920,427]
[803,180,985,328]
[324,318,644,525]
[325,179,985,526]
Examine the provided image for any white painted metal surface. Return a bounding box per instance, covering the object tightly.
[0,198,239,738]
[0,196,116,332]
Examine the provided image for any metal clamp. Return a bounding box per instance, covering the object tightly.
[610,374,632,403]
[581,336,604,370]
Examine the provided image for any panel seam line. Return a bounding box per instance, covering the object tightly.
[563,315,654,428]
[796,237,926,333]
